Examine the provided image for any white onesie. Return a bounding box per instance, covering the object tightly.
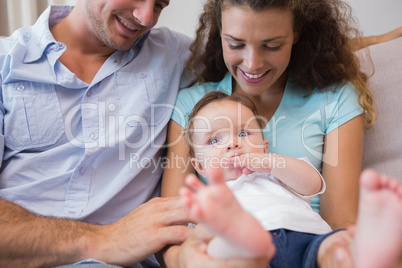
[208,168,332,259]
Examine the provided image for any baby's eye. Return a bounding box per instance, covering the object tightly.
[239,131,248,137]
[208,138,219,145]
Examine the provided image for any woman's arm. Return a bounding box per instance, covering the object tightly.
[161,120,195,197]
[320,115,364,230]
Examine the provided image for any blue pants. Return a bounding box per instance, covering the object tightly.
[57,255,159,268]
[268,229,342,268]
[58,265,125,268]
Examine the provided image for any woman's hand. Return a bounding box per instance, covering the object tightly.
[173,224,271,268]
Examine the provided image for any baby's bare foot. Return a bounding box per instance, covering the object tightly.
[353,169,402,268]
[181,168,275,259]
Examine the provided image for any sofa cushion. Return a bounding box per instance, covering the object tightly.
[358,38,402,182]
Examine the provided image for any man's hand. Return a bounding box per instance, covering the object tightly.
[98,197,192,266]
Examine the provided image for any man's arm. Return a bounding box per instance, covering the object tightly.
[0,198,95,267]
[0,197,191,267]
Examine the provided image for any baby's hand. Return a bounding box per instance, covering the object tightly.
[230,153,273,173]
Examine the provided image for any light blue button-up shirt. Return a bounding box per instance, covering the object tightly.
[0,5,193,224]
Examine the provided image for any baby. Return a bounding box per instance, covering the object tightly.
[180,91,402,268]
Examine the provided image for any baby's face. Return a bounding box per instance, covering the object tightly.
[190,99,267,180]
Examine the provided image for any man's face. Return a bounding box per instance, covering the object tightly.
[85,0,169,51]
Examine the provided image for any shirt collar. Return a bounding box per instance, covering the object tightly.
[135,31,150,49]
[216,72,234,95]
[24,5,73,63]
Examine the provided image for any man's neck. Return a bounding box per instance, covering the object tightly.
[50,7,115,84]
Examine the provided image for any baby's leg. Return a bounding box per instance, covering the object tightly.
[352,169,402,268]
[180,168,275,259]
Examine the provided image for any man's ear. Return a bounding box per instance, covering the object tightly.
[263,140,269,153]
[191,157,206,177]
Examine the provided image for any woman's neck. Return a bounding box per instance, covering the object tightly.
[232,73,287,123]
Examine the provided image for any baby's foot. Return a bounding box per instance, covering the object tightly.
[180,169,244,235]
[180,168,275,259]
[353,169,402,268]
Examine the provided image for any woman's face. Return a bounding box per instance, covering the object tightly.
[221,6,296,95]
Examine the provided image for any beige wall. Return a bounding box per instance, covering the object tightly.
[0,0,77,36]
[1,0,401,38]
[346,0,402,35]
[155,0,205,38]
[157,0,402,37]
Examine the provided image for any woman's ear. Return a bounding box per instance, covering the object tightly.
[263,140,269,153]
[191,158,206,177]
[293,31,300,44]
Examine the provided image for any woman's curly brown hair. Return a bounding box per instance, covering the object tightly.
[186,0,376,128]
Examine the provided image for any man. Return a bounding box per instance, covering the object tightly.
[0,0,194,267]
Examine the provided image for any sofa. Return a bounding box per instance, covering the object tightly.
[359,37,402,182]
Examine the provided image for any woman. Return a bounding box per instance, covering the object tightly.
[161,0,375,266]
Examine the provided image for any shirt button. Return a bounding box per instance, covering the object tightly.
[16,85,25,92]
[139,73,148,79]
[79,166,86,175]
[54,43,65,51]
[108,103,116,112]
[86,91,92,97]
[90,133,98,140]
